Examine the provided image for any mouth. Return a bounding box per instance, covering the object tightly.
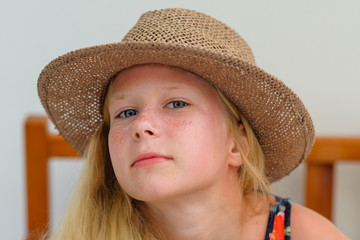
[131,152,173,168]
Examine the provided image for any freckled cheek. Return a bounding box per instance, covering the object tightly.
[175,115,213,150]
[108,125,132,159]
[162,117,193,135]
[110,124,132,143]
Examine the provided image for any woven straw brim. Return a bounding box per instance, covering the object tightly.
[38,41,314,182]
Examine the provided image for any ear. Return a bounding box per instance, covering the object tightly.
[227,123,250,167]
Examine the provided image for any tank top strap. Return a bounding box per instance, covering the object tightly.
[265,195,291,240]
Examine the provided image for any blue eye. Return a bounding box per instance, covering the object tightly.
[118,109,138,118]
[168,101,188,108]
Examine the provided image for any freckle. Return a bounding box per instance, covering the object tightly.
[164,119,191,128]
[111,126,131,145]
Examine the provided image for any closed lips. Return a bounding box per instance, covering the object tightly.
[131,153,173,167]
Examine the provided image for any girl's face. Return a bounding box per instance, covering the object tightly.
[108,64,242,202]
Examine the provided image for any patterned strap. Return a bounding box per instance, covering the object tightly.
[265,195,291,240]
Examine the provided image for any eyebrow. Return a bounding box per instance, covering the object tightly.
[164,86,186,91]
[109,85,190,104]
[109,94,125,105]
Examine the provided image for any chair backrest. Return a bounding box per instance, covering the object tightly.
[25,116,80,240]
[25,115,360,238]
[305,137,360,221]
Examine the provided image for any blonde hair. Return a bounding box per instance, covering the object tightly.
[48,79,270,240]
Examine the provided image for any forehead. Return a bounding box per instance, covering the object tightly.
[109,64,216,97]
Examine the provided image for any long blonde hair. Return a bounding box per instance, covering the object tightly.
[48,78,270,240]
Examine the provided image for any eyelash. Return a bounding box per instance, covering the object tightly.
[116,100,188,119]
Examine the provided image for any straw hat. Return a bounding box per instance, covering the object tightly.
[38,8,315,182]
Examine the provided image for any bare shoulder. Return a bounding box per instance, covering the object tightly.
[291,203,350,240]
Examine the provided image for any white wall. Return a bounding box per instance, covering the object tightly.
[1,0,359,239]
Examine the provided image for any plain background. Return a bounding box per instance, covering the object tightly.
[1,0,359,239]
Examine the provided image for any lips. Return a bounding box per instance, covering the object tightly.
[131,152,173,168]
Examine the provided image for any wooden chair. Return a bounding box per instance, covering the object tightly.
[305,137,360,221]
[25,115,360,238]
[25,116,80,240]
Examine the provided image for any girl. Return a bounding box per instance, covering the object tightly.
[38,8,348,240]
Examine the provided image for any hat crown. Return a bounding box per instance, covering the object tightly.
[122,8,256,65]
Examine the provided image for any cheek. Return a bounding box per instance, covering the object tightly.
[108,124,131,146]
[177,111,228,163]
[108,125,132,169]
[162,115,193,131]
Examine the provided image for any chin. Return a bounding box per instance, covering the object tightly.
[121,184,176,203]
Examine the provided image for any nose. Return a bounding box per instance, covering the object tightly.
[132,109,159,140]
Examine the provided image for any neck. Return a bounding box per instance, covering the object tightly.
[144,171,248,240]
